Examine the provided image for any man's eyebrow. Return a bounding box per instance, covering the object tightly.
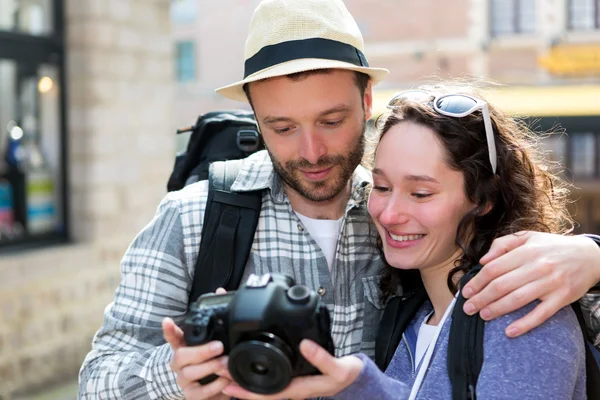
[262,105,351,125]
[262,115,293,125]
[372,168,440,184]
[318,105,351,117]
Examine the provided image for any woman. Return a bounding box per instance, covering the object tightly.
[221,83,586,400]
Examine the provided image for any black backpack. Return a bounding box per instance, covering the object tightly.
[375,264,600,400]
[167,110,265,302]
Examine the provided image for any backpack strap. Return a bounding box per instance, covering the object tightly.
[447,264,485,400]
[189,159,262,304]
[375,287,428,371]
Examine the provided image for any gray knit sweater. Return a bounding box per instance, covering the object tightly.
[333,300,586,399]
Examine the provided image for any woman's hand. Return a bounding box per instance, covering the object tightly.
[219,339,364,400]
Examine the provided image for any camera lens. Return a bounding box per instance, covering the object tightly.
[228,333,294,394]
[250,362,269,375]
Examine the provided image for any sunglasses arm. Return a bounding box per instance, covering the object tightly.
[481,105,497,174]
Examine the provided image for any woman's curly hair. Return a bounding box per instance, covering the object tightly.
[364,82,575,302]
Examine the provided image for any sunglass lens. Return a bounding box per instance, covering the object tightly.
[435,95,477,114]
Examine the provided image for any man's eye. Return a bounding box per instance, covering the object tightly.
[273,127,291,134]
[323,120,343,127]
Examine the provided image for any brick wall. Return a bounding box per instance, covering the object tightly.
[0,0,174,397]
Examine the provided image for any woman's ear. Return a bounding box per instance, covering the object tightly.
[479,201,493,216]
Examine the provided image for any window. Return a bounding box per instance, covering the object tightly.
[0,0,67,248]
[544,134,568,165]
[176,41,196,82]
[171,0,197,23]
[568,0,600,30]
[570,132,596,178]
[490,0,536,36]
[0,0,55,36]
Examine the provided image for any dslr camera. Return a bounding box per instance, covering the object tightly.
[183,273,335,394]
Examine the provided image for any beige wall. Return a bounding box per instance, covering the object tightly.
[0,0,174,397]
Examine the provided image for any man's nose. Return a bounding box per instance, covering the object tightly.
[298,130,326,164]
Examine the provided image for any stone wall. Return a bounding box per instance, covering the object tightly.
[0,0,174,397]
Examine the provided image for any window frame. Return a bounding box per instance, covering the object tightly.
[533,116,600,182]
[175,40,196,82]
[0,0,69,251]
[568,0,600,31]
[489,0,537,37]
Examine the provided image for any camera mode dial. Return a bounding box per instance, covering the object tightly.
[286,285,311,304]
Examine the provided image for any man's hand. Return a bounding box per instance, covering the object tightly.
[163,288,232,400]
[220,339,363,400]
[462,231,600,337]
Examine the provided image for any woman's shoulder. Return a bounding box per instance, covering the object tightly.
[482,301,585,359]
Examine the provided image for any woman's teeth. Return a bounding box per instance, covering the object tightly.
[389,233,425,242]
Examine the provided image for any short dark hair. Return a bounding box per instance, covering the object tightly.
[243,69,370,107]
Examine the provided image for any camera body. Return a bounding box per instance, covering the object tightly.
[183,273,334,394]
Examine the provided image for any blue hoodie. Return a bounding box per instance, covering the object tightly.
[333,300,586,399]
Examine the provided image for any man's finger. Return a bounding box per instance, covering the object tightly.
[464,242,539,299]
[171,341,224,370]
[504,297,562,338]
[216,287,227,294]
[475,279,549,321]
[463,260,541,315]
[162,318,185,350]
[180,356,229,382]
[479,231,532,265]
[182,376,231,399]
[299,340,343,379]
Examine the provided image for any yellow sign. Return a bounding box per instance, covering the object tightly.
[538,44,600,76]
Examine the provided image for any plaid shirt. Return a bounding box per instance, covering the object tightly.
[78,151,388,399]
[78,151,600,399]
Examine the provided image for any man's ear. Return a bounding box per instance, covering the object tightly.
[364,80,373,121]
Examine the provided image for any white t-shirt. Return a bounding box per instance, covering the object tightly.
[295,211,343,273]
[415,312,437,367]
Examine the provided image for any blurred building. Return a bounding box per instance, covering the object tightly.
[0,0,174,397]
[173,0,600,233]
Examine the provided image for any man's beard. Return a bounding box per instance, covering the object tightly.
[268,122,366,202]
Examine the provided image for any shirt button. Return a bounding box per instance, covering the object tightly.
[317,287,326,296]
[297,223,304,231]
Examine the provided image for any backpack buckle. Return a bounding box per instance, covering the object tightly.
[237,129,260,152]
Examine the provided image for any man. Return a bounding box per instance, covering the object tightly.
[78,1,600,399]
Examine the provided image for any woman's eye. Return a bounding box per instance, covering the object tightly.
[373,186,390,193]
[412,193,432,199]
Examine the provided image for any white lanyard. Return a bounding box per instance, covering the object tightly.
[408,295,458,400]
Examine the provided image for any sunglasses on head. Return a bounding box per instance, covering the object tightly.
[386,90,498,174]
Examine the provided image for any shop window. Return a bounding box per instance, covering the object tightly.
[490,0,536,36]
[0,0,66,249]
[568,0,600,30]
[176,40,196,82]
[0,0,54,36]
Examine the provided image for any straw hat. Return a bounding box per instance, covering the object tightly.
[215,0,390,102]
